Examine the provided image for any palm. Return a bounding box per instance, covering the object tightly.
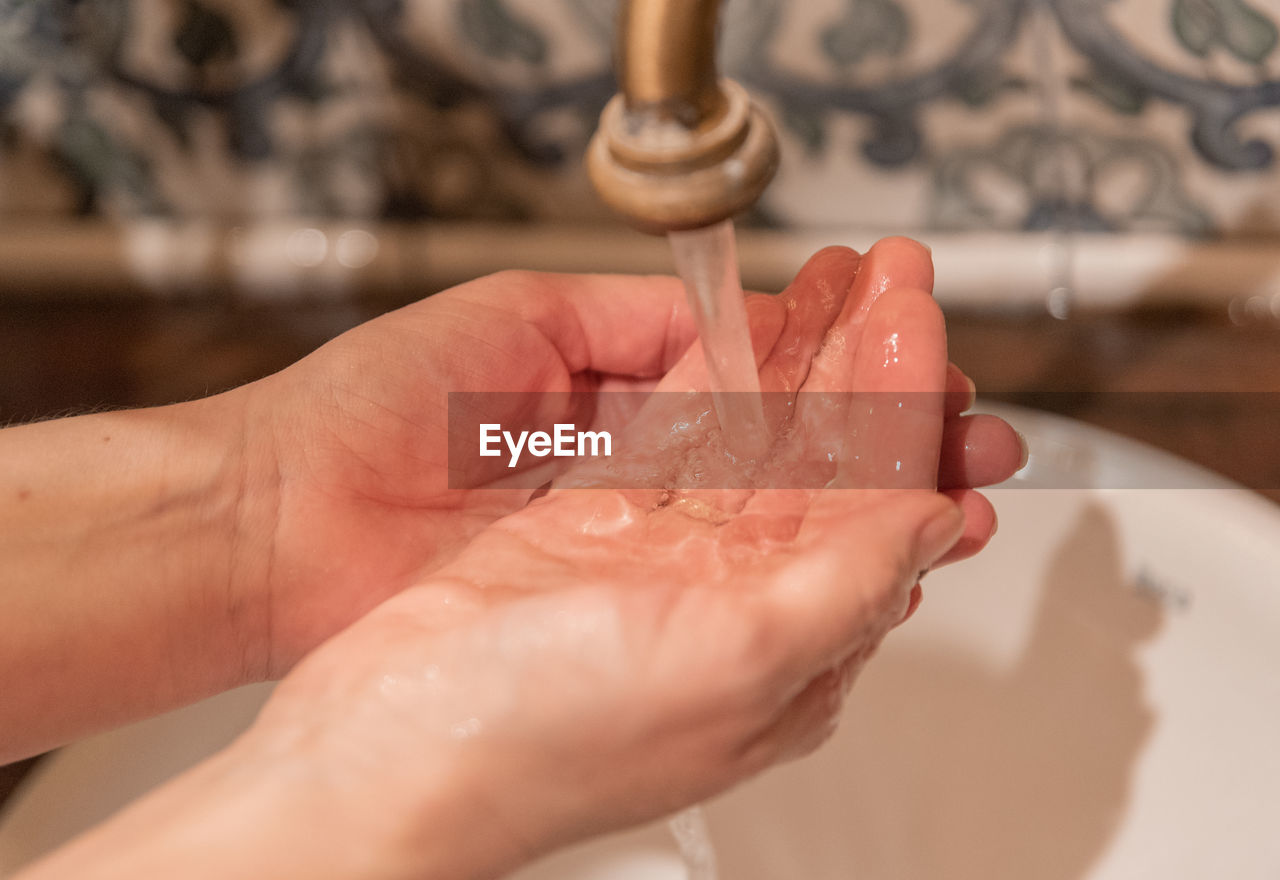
[262,479,948,864]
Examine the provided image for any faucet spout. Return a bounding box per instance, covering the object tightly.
[587,0,779,233]
[618,0,723,127]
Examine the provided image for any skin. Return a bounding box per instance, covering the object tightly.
[4,239,1022,879]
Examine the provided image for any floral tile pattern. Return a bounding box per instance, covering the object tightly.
[1,0,1278,236]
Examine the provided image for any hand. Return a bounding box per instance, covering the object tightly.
[235,269,696,676]
[225,241,1014,876]
[0,236,1016,764]
[21,489,964,880]
[239,238,1021,677]
[13,241,1022,878]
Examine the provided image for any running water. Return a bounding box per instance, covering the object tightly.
[664,220,764,879]
[668,805,718,880]
[668,219,768,459]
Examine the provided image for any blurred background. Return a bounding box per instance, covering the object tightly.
[1,0,1279,480]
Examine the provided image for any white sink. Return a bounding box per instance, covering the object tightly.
[3,405,1279,878]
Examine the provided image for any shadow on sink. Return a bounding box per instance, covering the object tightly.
[708,503,1162,879]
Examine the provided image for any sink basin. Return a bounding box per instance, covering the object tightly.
[3,404,1279,878]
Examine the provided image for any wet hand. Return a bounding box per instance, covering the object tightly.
[239,240,1016,874]
[248,468,965,879]
[236,239,1019,677]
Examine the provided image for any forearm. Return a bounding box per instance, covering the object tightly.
[0,393,272,761]
[16,723,511,880]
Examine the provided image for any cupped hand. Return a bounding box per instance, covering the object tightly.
[250,485,963,880]
[238,270,697,675]
[240,240,1019,877]
[238,238,1021,678]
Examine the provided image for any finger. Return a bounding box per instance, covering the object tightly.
[933,488,998,566]
[834,288,948,490]
[852,236,935,302]
[805,237,934,394]
[938,413,1026,489]
[944,363,976,417]
[649,247,857,445]
[457,270,699,378]
[764,489,963,681]
[756,246,863,391]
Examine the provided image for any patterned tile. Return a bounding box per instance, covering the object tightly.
[0,0,1277,235]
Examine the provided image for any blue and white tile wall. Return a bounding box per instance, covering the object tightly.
[1,0,1278,238]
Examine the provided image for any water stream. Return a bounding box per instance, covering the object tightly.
[663,219,770,879]
[668,219,769,459]
[668,805,718,880]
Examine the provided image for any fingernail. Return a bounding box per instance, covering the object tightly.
[1016,431,1030,471]
[918,501,965,568]
[964,375,977,411]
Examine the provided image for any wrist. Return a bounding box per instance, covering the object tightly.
[0,391,271,758]
[231,708,536,880]
[113,720,527,880]
[215,381,284,684]
[109,388,277,692]
[18,729,415,880]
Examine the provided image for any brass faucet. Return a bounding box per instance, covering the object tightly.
[587,0,779,233]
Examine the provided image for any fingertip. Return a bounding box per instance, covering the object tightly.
[874,235,932,256]
[938,413,1025,489]
[864,285,944,331]
[862,237,935,298]
[915,492,966,570]
[785,247,863,302]
[945,363,977,415]
[806,245,863,273]
[933,489,997,566]
[865,286,947,345]
[768,247,864,378]
[788,247,863,304]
